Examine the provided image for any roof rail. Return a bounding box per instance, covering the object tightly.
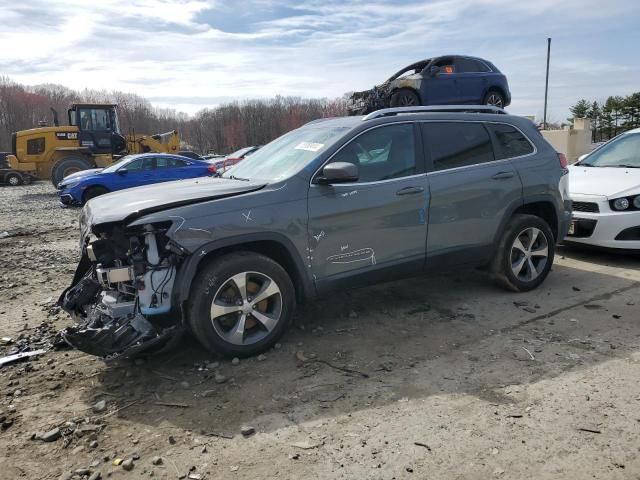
[362,105,507,121]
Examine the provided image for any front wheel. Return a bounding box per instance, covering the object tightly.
[5,173,23,186]
[82,186,109,204]
[390,88,420,107]
[187,252,295,357]
[491,214,555,292]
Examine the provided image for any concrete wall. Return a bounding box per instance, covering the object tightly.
[541,118,593,163]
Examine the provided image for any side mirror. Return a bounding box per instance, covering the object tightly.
[429,66,441,76]
[317,162,358,184]
[117,168,128,175]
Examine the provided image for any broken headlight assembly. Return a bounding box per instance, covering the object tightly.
[60,221,184,360]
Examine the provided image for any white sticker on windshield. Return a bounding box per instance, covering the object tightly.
[294,142,324,152]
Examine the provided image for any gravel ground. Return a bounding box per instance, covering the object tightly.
[1,182,639,480]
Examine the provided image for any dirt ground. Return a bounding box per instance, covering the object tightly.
[1,182,639,480]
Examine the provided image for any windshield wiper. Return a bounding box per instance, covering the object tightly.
[613,164,640,168]
[228,175,250,181]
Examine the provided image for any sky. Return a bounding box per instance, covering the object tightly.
[1,0,639,121]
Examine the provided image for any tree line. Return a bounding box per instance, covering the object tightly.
[568,93,640,143]
[0,77,348,155]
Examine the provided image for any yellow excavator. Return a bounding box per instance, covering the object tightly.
[7,103,181,186]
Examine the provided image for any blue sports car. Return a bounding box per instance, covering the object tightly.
[58,153,216,206]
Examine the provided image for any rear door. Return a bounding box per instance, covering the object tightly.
[422,121,523,264]
[155,156,192,181]
[453,57,492,103]
[308,122,429,292]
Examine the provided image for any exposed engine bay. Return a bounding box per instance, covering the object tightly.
[59,222,186,360]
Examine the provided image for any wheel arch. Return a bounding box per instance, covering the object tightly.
[174,233,314,315]
[389,86,423,105]
[483,85,507,102]
[493,198,559,251]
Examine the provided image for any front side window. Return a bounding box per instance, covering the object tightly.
[489,123,534,159]
[27,137,45,155]
[327,123,416,182]
[579,133,640,168]
[423,122,494,171]
[455,58,490,73]
[124,157,155,172]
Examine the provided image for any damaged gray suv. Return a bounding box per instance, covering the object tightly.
[59,106,571,360]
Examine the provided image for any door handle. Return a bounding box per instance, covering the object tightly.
[396,186,424,196]
[491,171,514,180]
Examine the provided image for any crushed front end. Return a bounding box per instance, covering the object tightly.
[347,84,391,115]
[59,215,186,360]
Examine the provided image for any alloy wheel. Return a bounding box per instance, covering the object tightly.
[486,94,504,108]
[210,271,282,346]
[510,227,549,282]
[8,175,20,186]
[399,94,417,106]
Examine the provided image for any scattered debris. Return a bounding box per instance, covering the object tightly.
[201,430,234,440]
[214,373,228,384]
[92,400,107,413]
[121,458,134,471]
[257,353,267,362]
[295,350,308,362]
[151,456,163,466]
[522,347,535,360]
[0,349,46,367]
[414,442,431,451]
[572,286,581,291]
[241,426,256,437]
[577,427,602,434]
[522,306,537,313]
[231,357,240,366]
[155,401,191,408]
[290,440,320,450]
[513,301,529,307]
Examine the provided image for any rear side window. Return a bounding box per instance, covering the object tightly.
[27,137,45,155]
[156,157,187,168]
[423,122,494,171]
[455,58,491,73]
[488,123,534,159]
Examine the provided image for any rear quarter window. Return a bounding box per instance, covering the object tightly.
[488,123,534,159]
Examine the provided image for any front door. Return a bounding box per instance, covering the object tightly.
[116,156,156,189]
[419,57,459,105]
[308,123,429,292]
[421,121,523,263]
[78,107,116,154]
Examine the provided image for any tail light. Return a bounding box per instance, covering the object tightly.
[207,165,217,174]
[557,152,568,169]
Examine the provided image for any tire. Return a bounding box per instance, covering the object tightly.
[491,214,555,292]
[390,88,420,107]
[51,157,93,187]
[82,186,109,203]
[21,175,32,185]
[187,251,295,357]
[484,90,505,108]
[6,173,23,186]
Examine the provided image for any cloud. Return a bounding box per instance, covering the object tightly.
[1,0,638,120]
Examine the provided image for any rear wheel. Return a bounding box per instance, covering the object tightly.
[187,252,295,357]
[390,88,420,107]
[491,214,555,292]
[484,90,505,108]
[51,157,93,187]
[82,186,109,204]
[6,173,23,186]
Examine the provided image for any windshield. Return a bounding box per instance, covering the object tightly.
[227,147,255,158]
[222,123,353,182]
[102,154,141,173]
[580,133,640,168]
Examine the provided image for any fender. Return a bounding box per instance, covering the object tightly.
[172,232,315,310]
[491,194,561,251]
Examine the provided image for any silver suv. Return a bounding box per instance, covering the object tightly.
[59,106,572,359]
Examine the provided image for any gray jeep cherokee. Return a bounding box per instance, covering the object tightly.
[59,106,571,359]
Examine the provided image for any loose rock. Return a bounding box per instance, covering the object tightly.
[241,426,256,437]
[92,400,107,414]
[231,357,240,366]
[40,427,61,442]
[151,456,163,466]
[121,458,134,471]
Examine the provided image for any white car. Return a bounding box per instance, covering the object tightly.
[566,127,640,250]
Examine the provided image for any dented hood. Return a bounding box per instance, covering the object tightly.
[83,177,266,226]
